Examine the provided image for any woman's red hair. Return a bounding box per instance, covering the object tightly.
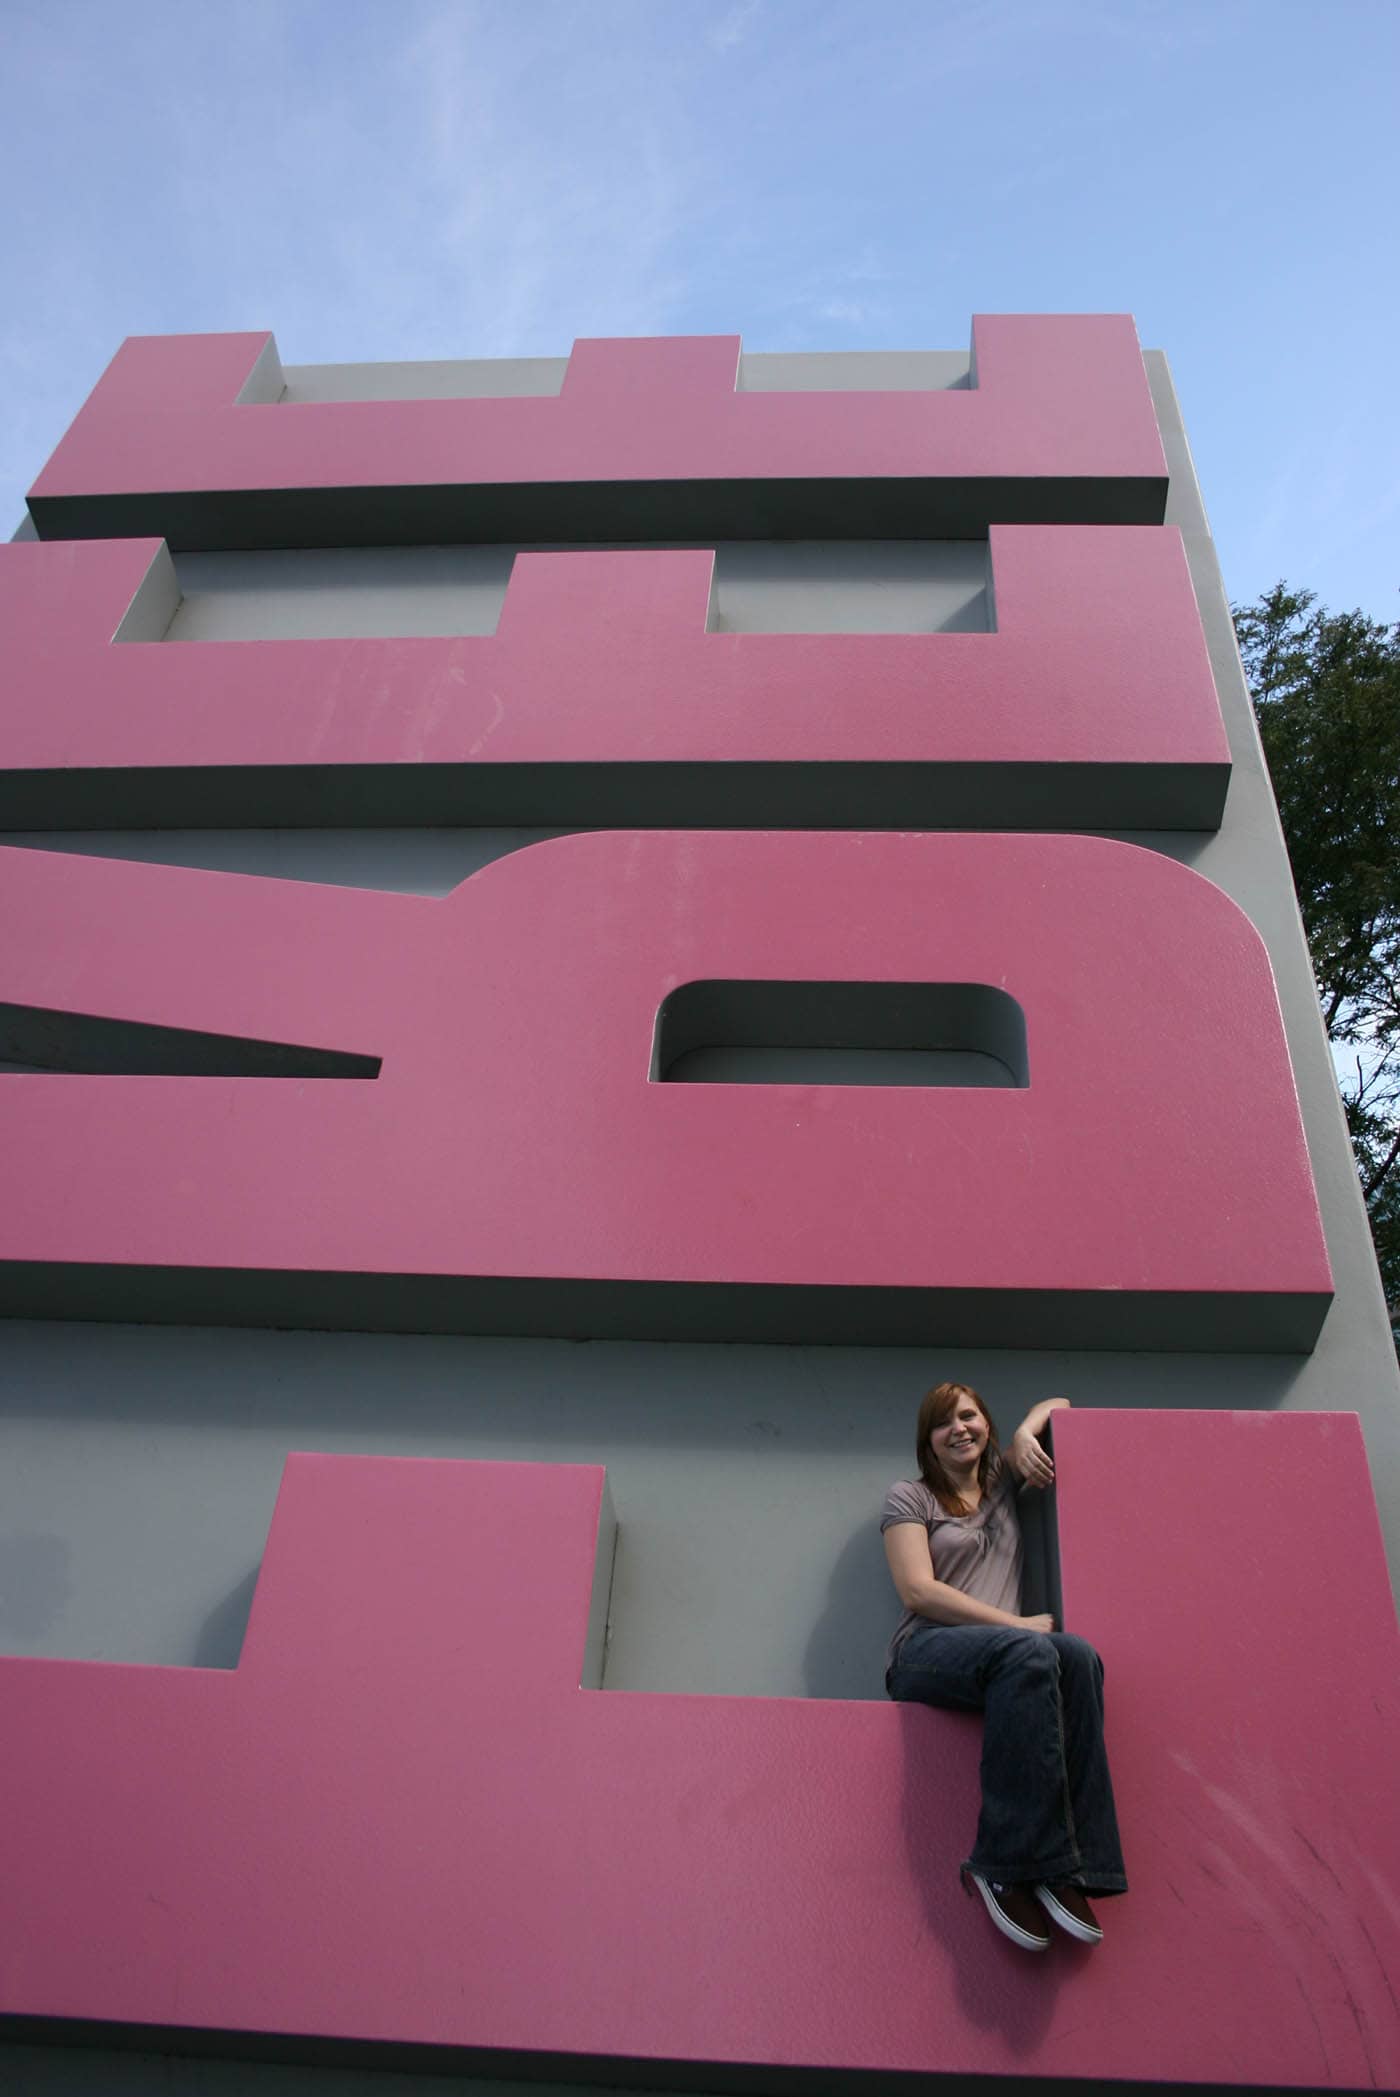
[916,1381,1001,1516]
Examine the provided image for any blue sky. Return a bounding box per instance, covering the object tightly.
[3,0,1396,620]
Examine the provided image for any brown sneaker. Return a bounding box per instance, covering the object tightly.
[1033,1882,1103,1944]
[962,1870,1051,1951]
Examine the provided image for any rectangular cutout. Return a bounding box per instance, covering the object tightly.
[652,980,1028,1088]
[739,349,972,392]
[279,357,569,403]
[147,541,991,644]
[162,546,517,643]
[280,351,970,403]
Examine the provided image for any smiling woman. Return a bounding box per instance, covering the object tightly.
[881,1383,1127,1954]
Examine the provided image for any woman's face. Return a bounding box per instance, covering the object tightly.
[927,1393,989,1474]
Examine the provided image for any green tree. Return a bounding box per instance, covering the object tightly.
[1233,584,1400,1340]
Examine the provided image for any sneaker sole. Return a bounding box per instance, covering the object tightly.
[1033,1885,1103,1944]
[968,1874,1050,1952]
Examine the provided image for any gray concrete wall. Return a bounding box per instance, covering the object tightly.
[162,539,989,641]
[2,340,1397,2090]
[275,347,971,401]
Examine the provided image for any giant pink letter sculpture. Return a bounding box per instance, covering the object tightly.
[2,1411,1396,2086]
[26,318,1168,547]
[3,316,1382,2095]
[0,525,1228,829]
[0,831,1329,1347]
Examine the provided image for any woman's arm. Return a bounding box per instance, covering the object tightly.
[883,1524,1052,1633]
[1006,1396,1071,1490]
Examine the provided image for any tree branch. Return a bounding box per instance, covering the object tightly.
[1362,1122,1400,1204]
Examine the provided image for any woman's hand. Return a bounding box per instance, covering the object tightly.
[1019,1613,1055,1633]
[1008,1423,1055,1489]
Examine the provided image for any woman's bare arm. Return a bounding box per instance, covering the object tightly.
[883,1523,1051,1633]
[1006,1396,1072,1489]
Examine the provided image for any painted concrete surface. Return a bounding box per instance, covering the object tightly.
[0,831,1329,1346]
[1139,351,1400,1581]
[0,341,1396,1650]
[3,320,1399,2097]
[0,525,1226,829]
[28,315,1165,502]
[0,1323,1351,1696]
[2,1412,1396,2087]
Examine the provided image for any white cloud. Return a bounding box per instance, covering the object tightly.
[708,1,759,54]
[365,2,698,357]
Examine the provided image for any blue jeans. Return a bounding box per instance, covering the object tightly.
[886,1624,1128,1893]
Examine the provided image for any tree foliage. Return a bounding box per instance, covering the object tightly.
[1234,584,1400,1337]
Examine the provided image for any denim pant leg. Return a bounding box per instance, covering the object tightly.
[888,1623,1101,1887]
[1049,1632,1127,1894]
